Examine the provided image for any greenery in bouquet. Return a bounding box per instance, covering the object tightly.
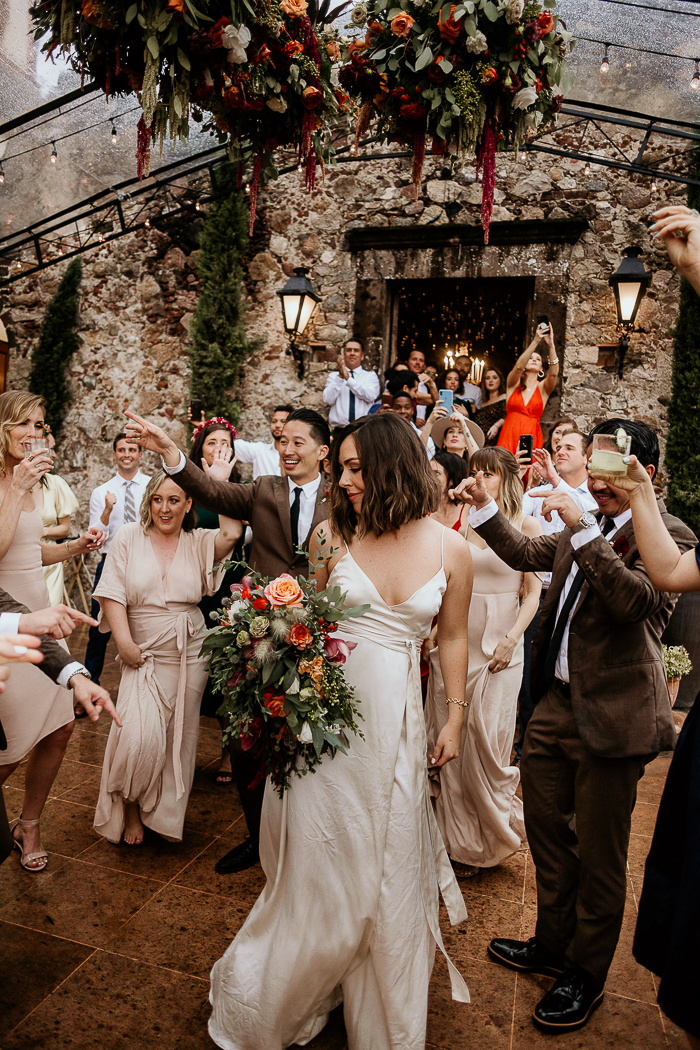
[338,0,574,241]
[200,552,370,796]
[31,0,351,230]
[662,644,693,681]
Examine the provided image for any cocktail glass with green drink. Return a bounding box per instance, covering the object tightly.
[589,430,632,476]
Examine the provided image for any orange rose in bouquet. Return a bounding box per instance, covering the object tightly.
[438,6,463,43]
[264,692,286,717]
[284,40,305,57]
[264,574,304,606]
[280,0,308,17]
[390,13,415,38]
[287,624,314,649]
[302,86,324,110]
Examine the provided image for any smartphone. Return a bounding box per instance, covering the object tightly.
[518,434,534,465]
[537,314,550,334]
[439,389,454,416]
[190,398,204,422]
[381,392,393,408]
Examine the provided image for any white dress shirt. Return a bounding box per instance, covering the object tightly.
[89,470,151,555]
[411,421,436,459]
[469,499,633,684]
[0,611,87,686]
[234,439,282,479]
[522,478,598,587]
[287,474,322,545]
[416,379,429,421]
[323,367,380,427]
[460,382,483,409]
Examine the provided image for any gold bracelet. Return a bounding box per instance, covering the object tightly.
[446,697,469,708]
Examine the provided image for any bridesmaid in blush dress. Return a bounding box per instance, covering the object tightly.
[208,413,473,1050]
[497,321,559,457]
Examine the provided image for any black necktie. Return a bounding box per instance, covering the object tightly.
[348,370,356,422]
[290,486,303,549]
[543,516,617,684]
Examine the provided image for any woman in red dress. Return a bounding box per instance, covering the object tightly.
[497,323,559,456]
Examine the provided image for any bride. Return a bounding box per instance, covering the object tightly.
[208,413,473,1050]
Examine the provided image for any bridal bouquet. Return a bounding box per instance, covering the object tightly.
[201,554,368,796]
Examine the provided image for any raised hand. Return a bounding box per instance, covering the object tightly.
[427,400,449,425]
[587,454,652,497]
[449,472,490,509]
[336,354,350,380]
[203,448,238,483]
[12,450,53,492]
[124,411,179,463]
[104,491,117,512]
[649,206,700,286]
[532,448,558,486]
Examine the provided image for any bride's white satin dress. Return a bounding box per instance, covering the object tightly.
[209,541,469,1050]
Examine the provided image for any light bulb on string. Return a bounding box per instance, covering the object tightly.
[50,142,57,164]
[245,184,250,194]
[0,163,4,184]
[691,60,700,91]
[651,178,658,193]
[110,122,117,144]
[584,160,591,175]
[600,44,610,74]
[195,200,201,211]
[145,218,151,227]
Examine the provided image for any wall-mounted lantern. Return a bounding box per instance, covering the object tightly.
[276,266,322,379]
[608,246,651,378]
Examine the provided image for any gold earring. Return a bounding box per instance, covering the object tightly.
[538,369,545,380]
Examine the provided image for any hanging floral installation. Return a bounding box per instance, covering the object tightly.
[30,0,351,231]
[338,0,575,242]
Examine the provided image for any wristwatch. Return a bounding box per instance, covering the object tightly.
[577,512,597,529]
[67,668,92,685]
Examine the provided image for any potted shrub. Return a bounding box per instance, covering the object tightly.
[663,645,693,707]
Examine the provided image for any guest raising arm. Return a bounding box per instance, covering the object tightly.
[497,322,559,457]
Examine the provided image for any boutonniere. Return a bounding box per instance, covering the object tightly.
[320,496,329,504]
[611,535,630,559]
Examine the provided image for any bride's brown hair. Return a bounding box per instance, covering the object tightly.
[328,414,440,544]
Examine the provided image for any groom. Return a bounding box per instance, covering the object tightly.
[124,407,331,875]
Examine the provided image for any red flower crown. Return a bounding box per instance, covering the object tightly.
[193,416,237,442]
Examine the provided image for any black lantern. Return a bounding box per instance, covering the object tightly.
[608,246,651,378]
[277,266,322,379]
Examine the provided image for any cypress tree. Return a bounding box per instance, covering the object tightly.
[188,164,252,424]
[28,257,82,439]
[665,150,700,533]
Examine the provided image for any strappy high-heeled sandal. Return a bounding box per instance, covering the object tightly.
[12,816,49,872]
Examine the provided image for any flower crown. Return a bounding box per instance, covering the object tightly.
[193,417,238,442]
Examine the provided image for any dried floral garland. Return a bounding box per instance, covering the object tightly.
[338,0,574,242]
[31,0,350,231]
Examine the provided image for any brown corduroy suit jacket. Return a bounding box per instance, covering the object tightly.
[474,500,697,758]
[173,459,331,579]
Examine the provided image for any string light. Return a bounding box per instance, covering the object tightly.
[195,200,201,211]
[50,142,57,163]
[0,163,4,184]
[584,160,591,175]
[245,184,250,194]
[651,179,658,192]
[144,218,150,227]
[110,122,117,144]
[600,44,610,73]
[692,60,700,90]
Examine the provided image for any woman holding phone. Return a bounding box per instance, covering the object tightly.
[497,321,559,457]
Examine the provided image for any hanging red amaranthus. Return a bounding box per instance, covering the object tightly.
[475,118,498,245]
[135,116,152,181]
[248,152,264,236]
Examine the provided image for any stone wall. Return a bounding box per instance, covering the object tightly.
[0,116,687,533]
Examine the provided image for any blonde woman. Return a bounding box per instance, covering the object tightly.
[425,446,542,878]
[0,391,106,871]
[41,432,80,606]
[93,472,239,846]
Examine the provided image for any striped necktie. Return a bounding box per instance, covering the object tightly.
[349,370,356,422]
[124,481,136,523]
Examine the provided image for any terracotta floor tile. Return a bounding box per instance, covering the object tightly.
[174,821,266,900]
[62,725,108,767]
[468,847,528,904]
[2,949,214,1050]
[43,757,102,798]
[627,831,652,891]
[55,766,104,805]
[196,723,229,766]
[0,846,70,909]
[427,951,514,1048]
[106,884,243,979]
[441,893,523,964]
[80,825,218,882]
[605,901,658,1005]
[0,921,94,1035]
[182,767,243,837]
[630,802,660,840]
[1,857,162,948]
[15,796,102,859]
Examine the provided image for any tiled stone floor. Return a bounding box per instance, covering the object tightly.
[0,627,689,1049]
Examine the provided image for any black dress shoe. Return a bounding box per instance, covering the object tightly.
[215,837,260,874]
[532,967,604,1033]
[488,936,566,978]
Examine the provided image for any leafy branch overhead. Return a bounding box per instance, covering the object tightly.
[28,257,83,440]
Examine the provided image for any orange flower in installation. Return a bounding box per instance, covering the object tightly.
[299,656,324,684]
[326,40,341,61]
[166,0,186,13]
[81,0,115,27]
[302,85,324,109]
[280,0,308,17]
[264,693,286,718]
[373,72,389,105]
[264,573,304,607]
[348,39,367,55]
[287,623,313,649]
[365,21,383,46]
[390,13,415,38]
[537,10,554,34]
[438,6,463,43]
[284,40,305,57]
[480,66,498,85]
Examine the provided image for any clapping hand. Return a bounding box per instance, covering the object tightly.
[203,447,238,482]
[336,354,350,380]
[532,448,558,486]
[529,489,583,527]
[449,472,491,509]
[649,206,700,280]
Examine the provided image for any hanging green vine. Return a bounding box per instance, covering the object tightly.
[188,163,253,426]
[28,257,82,439]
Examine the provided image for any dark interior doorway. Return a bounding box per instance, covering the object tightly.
[391,276,535,380]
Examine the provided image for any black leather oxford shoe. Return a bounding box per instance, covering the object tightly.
[215,837,260,875]
[488,936,566,978]
[532,967,604,1033]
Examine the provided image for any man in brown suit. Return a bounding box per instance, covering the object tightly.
[453,419,696,1034]
[124,407,331,873]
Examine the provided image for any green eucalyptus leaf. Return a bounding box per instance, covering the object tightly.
[414,45,433,70]
[373,48,387,59]
[431,94,441,109]
[137,12,146,27]
[444,86,455,103]
[388,57,399,69]
[177,47,191,70]
[184,0,214,22]
[126,3,138,24]
[147,35,159,60]
[464,15,476,34]
[440,58,453,73]
[482,0,498,20]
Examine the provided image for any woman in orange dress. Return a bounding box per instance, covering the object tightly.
[497,322,559,456]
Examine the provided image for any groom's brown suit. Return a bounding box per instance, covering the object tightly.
[172,459,330,578]
[171,459,331,842]
[474,501,696,985]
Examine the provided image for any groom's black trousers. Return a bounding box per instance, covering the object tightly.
[228,737,265,844]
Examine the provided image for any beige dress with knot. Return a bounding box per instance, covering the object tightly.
[93,523,224,843]
[0,502,73,764]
